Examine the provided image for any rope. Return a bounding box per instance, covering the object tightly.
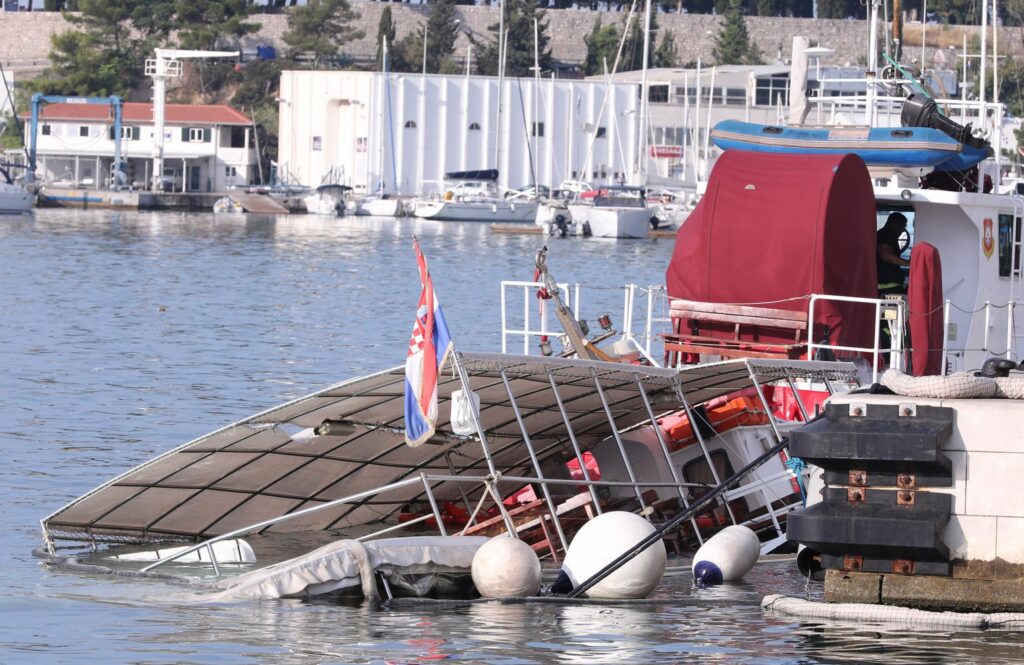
[784,457,807,503]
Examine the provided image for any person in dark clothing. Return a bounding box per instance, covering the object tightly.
[877,212,911,296]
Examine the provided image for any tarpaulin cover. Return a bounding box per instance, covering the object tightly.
[666,150,878,350]
[908,242,944,376]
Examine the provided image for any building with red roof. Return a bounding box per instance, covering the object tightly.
[22,101,257,192]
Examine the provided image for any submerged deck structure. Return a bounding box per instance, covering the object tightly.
[41,353,854,572]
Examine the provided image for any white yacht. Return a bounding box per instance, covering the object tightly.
[567,186,653,239]
[0,165,32,214]
[413,170,537,223]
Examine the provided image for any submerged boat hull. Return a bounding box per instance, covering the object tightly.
[711,120,989,171]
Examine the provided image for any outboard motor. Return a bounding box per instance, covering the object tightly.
[901,93,991,152]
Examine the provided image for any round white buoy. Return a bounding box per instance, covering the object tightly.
[471,536,542,598]
[691,525,760,586]
[557,511,666,599]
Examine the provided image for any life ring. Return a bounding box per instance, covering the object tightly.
[658,397,769,452]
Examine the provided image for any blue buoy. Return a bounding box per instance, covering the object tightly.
[691,525,760,587]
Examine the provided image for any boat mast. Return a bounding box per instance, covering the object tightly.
[636,0,652,187]
[494,1,505,171]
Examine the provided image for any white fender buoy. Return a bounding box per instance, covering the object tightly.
[692,525,760,586]
[557,511,666,599]
[471,536,542,598]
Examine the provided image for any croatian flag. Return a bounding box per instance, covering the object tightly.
[404,238,454,447]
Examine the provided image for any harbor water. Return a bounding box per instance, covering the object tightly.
[2,210,1024,664]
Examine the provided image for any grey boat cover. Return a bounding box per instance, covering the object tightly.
[42,352,854,546]
[205,535,488,601]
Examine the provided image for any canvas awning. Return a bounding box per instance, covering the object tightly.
[42,353,855,546]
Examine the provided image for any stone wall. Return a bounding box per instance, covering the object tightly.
[1,5,1017,77]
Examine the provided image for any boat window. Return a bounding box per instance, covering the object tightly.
[404,120,417,129]
[876,207,916,261]
[468,122,480,130]
[998,213,1021,278]
[682,450,748,517]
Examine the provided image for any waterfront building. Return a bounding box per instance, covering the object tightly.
[21,102,258,192]
[276,70,643,195]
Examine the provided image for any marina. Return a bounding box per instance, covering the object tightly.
[5,210,1024,663]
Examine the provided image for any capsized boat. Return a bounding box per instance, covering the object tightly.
[303,184,351,216]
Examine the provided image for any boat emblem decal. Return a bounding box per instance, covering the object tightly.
[983,218,995,259]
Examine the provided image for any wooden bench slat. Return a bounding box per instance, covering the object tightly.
[669,299,808,323]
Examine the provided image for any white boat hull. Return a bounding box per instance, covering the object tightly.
[413,198,538,223]
[357,197,403,217]
[0,183,33,214]
[303,194,343,216]
[568,204,651,238]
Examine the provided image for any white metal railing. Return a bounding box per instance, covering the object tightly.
[941,299,1023,374]
[500,281,672,361]
[807,294,906,384]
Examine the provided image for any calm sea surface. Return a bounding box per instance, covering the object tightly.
[2,210,1023,664]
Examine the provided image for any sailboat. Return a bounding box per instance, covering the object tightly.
[354,38,405,218]
[0,162,33,214]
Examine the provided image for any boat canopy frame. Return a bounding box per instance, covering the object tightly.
[40,353,857,571]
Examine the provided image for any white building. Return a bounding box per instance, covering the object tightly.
[277,70,643,195]
[22,102,258,191]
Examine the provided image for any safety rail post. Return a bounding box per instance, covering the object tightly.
[546,372,602,515]
[501,280,508,354]
[522,286,530,355]
[590,367,649,513]
[942,299,951,375]
[645,286,656,357]
[499,368,569,552]
[207,543,220,576]
[983,301,991,352]
[420,472,448,537]
[635,379,705,544]
[1009,301,1017,360]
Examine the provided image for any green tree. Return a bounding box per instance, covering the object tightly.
[424,0,461,74]
[173,0,257,52]
[375,4,396,71]
[33,0,174,97]
[583,17,620,76]
[713,0,763,65]
[654,30,678,69]
[282,0,365,67]
[473,0,553,77]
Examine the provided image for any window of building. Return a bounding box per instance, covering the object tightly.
[648,84,669,104]
[228,126,247,148]
[185,127,211,143]
[225,166,238,177]
[109,126,141,140]
[468,122,481,130]
[404,120,417,129]
[41,124,51,136]
[532,122,544,138]
[999,214,1021,278]
[595,126,607,139]
[79,126,90,138]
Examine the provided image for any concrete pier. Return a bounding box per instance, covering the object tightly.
[826,569,1024,612]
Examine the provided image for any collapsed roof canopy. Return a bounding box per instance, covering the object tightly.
[42,353,854,546]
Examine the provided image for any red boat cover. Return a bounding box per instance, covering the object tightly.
[908,242,944,376]
[666,151,878,351]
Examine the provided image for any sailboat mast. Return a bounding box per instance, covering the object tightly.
[494,1,505,170]
[636,0,652,186]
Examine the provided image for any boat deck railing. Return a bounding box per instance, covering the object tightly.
[807,294,906,384]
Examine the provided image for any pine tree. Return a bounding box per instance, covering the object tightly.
[713,0,763,66]
[583,17,620,76]
[174,0,258,52]
[654,30,679,69]
[376,5,396,71]
[282,0,365,68]
[473,0,552,77]
[423,0,460,74]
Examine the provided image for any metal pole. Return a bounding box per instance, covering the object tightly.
[452,353,518,535]
[547,372,603,514]
[499,369,569,552]
[672,383,737,523]
[590,368,648,512]
[783,373,810,423]
[420,472,448,536]
[942,299,951,375]
[636,379,705,544]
